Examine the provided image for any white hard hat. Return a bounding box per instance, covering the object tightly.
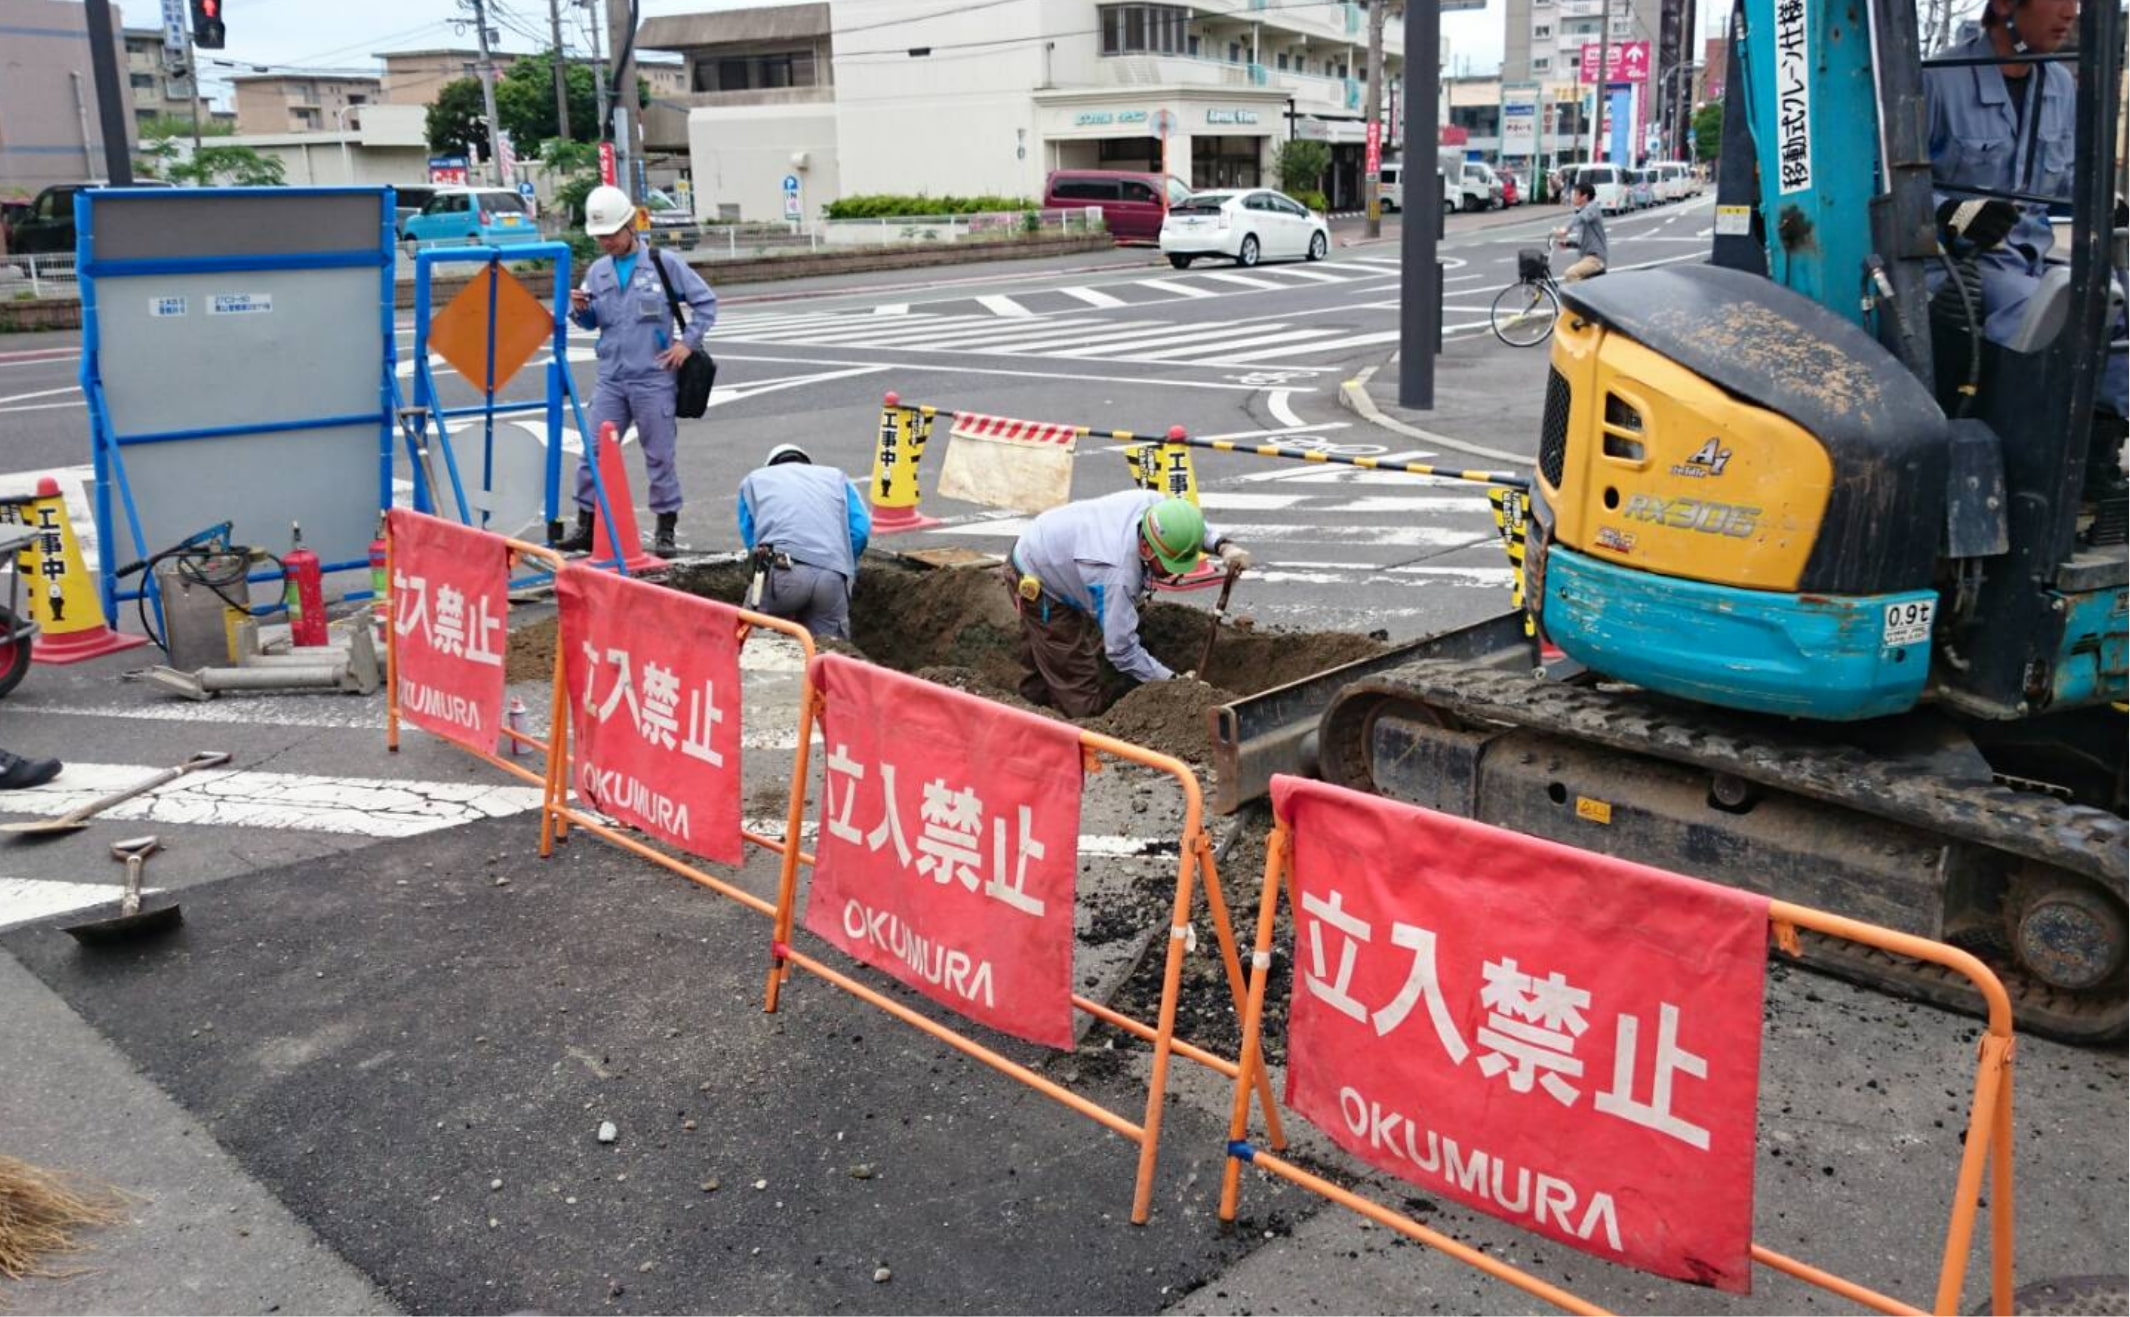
[584,185,634,237]
[765,444,812,466]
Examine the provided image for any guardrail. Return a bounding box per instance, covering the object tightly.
[645,207,1107,262]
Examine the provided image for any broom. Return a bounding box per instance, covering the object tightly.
[0,1155,125,1286]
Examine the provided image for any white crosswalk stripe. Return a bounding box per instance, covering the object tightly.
[1058,286,1127,308]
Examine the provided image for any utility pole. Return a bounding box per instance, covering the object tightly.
[606,0,637,197]
[81,0,133,184]
[1589,0,1611,164]
[1397,0,1439,409]
[1363,0,1389,238]
[584,0,610,149]
[467,0,506,185]
[547,0,572,140]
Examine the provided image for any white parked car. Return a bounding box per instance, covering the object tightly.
[1159,188,1330,269]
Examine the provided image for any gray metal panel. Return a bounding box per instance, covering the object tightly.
[83,190,388,589]
[89,191,385,260]
[114,424,382,579]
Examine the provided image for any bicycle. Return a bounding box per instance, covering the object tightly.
[1489,238,1565,347]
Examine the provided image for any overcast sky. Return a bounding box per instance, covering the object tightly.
[137,0,1726,106]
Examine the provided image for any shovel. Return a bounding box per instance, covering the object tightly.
[1195,565,1243,679]
[64,834,182,944]
[0,751,231,838]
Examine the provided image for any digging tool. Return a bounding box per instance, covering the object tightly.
[63,834,181,944]
[0,751,231,837]
[1195,565,1242,678]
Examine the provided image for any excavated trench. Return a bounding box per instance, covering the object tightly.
[506,553,1388,762]
[669,554,1389,762]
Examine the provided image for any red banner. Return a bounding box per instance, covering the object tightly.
[804,654,1082,1048]
[556,564,744,866]
[1272,775,1766,1293]
[388,510,509,758]
[598,140,617,186]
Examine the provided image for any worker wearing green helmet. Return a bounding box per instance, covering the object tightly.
[1004,490,1251,716]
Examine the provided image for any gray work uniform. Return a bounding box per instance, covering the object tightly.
[1010,489,1222,690]
[568,244,719,514]
[737,463,871,640]
[1924,30,2125,415]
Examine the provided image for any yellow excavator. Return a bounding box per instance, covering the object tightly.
[1213,0,2126,1041]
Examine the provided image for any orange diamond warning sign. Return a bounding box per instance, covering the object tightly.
[428,265,553,393]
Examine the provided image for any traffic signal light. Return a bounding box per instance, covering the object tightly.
[190,0,224,49]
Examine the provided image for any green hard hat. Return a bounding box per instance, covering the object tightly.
[1141,497,1206,576]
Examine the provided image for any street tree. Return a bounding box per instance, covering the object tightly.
[427,78,490,157]
[137,138,287,186]
[1691,102,1723,166]
[1275,140,1332,197]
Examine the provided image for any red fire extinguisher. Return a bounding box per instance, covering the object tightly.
[283,522,328,648]
[368,517,389,622]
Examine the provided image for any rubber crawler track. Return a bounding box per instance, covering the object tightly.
[1320,660,2127,1045]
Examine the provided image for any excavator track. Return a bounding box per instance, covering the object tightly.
[1319,659,2128,1045]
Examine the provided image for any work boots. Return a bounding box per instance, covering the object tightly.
[653,513,678,557]
[556,509,595,554]
[0,749,61,791]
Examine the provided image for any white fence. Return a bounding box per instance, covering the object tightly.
[0,253,80,302]
[662,207,1107,263]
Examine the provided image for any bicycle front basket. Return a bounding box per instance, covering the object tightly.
[1518,247,1551,282]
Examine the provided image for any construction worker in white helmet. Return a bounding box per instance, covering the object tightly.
[1005,491,1249,717]
[736,443,872,640]
[560,184,717,557]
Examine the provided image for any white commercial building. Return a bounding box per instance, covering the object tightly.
[642,0,1403,223]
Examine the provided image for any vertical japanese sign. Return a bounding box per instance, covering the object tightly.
[871,403,932,511]
[557,565,744,866]
[1272,776,1766,1292]
[1365,120,1382,176]
[1771,0,1812,193]
[805,655,1083,1048]
[388,510,508,757]
[598,141,617,186]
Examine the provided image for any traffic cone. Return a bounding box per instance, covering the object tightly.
[869,392,941,535]
[4,477,148,664]
[588,422,666,575]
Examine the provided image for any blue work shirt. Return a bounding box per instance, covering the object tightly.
[569,241,718,385]
[1011,489,1222,684]
[737,463,871,581]
[1923,29,2073,271]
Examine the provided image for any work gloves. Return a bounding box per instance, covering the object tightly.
[1936,198,2021,252]
[1217,542,1252,572]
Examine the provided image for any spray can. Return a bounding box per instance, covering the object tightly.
[503,696,530,757]
[283,522,328,648]
[368,517,389,622]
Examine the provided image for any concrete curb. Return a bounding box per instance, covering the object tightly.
[1337,360,1529,467]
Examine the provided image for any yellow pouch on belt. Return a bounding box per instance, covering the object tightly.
[1017,574,1042,602]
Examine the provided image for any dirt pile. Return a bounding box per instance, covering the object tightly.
[505,616,559,684]
[1090,677,1238,764]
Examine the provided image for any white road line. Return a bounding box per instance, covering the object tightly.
[1028,321,1258,359]
[713,314,1007,344]
[0,762,546,837]
[874,303,910,315]
[1213,328,1403,363]
[1193,271,1288,291]
[1197,492,1312,511]
[881,319,1168,353]
[1267,389,1305,428]
[0,878,170,934]
[1057,286,1127,308]
[1137,278,1220,299]
[0,385,81,406]
[940,519,1492,549]
[1259,266,1351,284]
[0,400,84,416]
[1246,566,1514,587]
[976,294,1036,317]
[1126,328,1349,362]
[707,350,1327,387]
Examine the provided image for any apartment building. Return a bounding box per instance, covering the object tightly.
[0,0,135,193]
[1500,0,1691,166]
[642,0,1402,223]
[378,48,519,107]
[231,72,382,135]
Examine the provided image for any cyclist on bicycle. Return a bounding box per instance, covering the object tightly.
[1554,181,1609,282]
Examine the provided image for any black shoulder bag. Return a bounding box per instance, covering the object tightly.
[648,247,717,419]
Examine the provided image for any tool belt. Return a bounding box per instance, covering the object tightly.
[746,544,791,610]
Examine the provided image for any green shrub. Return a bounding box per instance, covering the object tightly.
[824,193,1039,219]
[1294,189,1330,214]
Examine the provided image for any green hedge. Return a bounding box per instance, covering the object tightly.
[1293,190,1330,214]
[825,193,1039,219]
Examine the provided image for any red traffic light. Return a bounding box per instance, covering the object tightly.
[190,0,225,48]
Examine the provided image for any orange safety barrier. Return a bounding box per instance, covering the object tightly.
[1218,785,2017,1317]
[536,570,817,917]
[384,516,564,790]
[762,654,1286,1224]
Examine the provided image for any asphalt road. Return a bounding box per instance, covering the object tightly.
[0,199,2123,1316]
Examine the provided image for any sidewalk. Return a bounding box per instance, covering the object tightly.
[1339,337,1556,468]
